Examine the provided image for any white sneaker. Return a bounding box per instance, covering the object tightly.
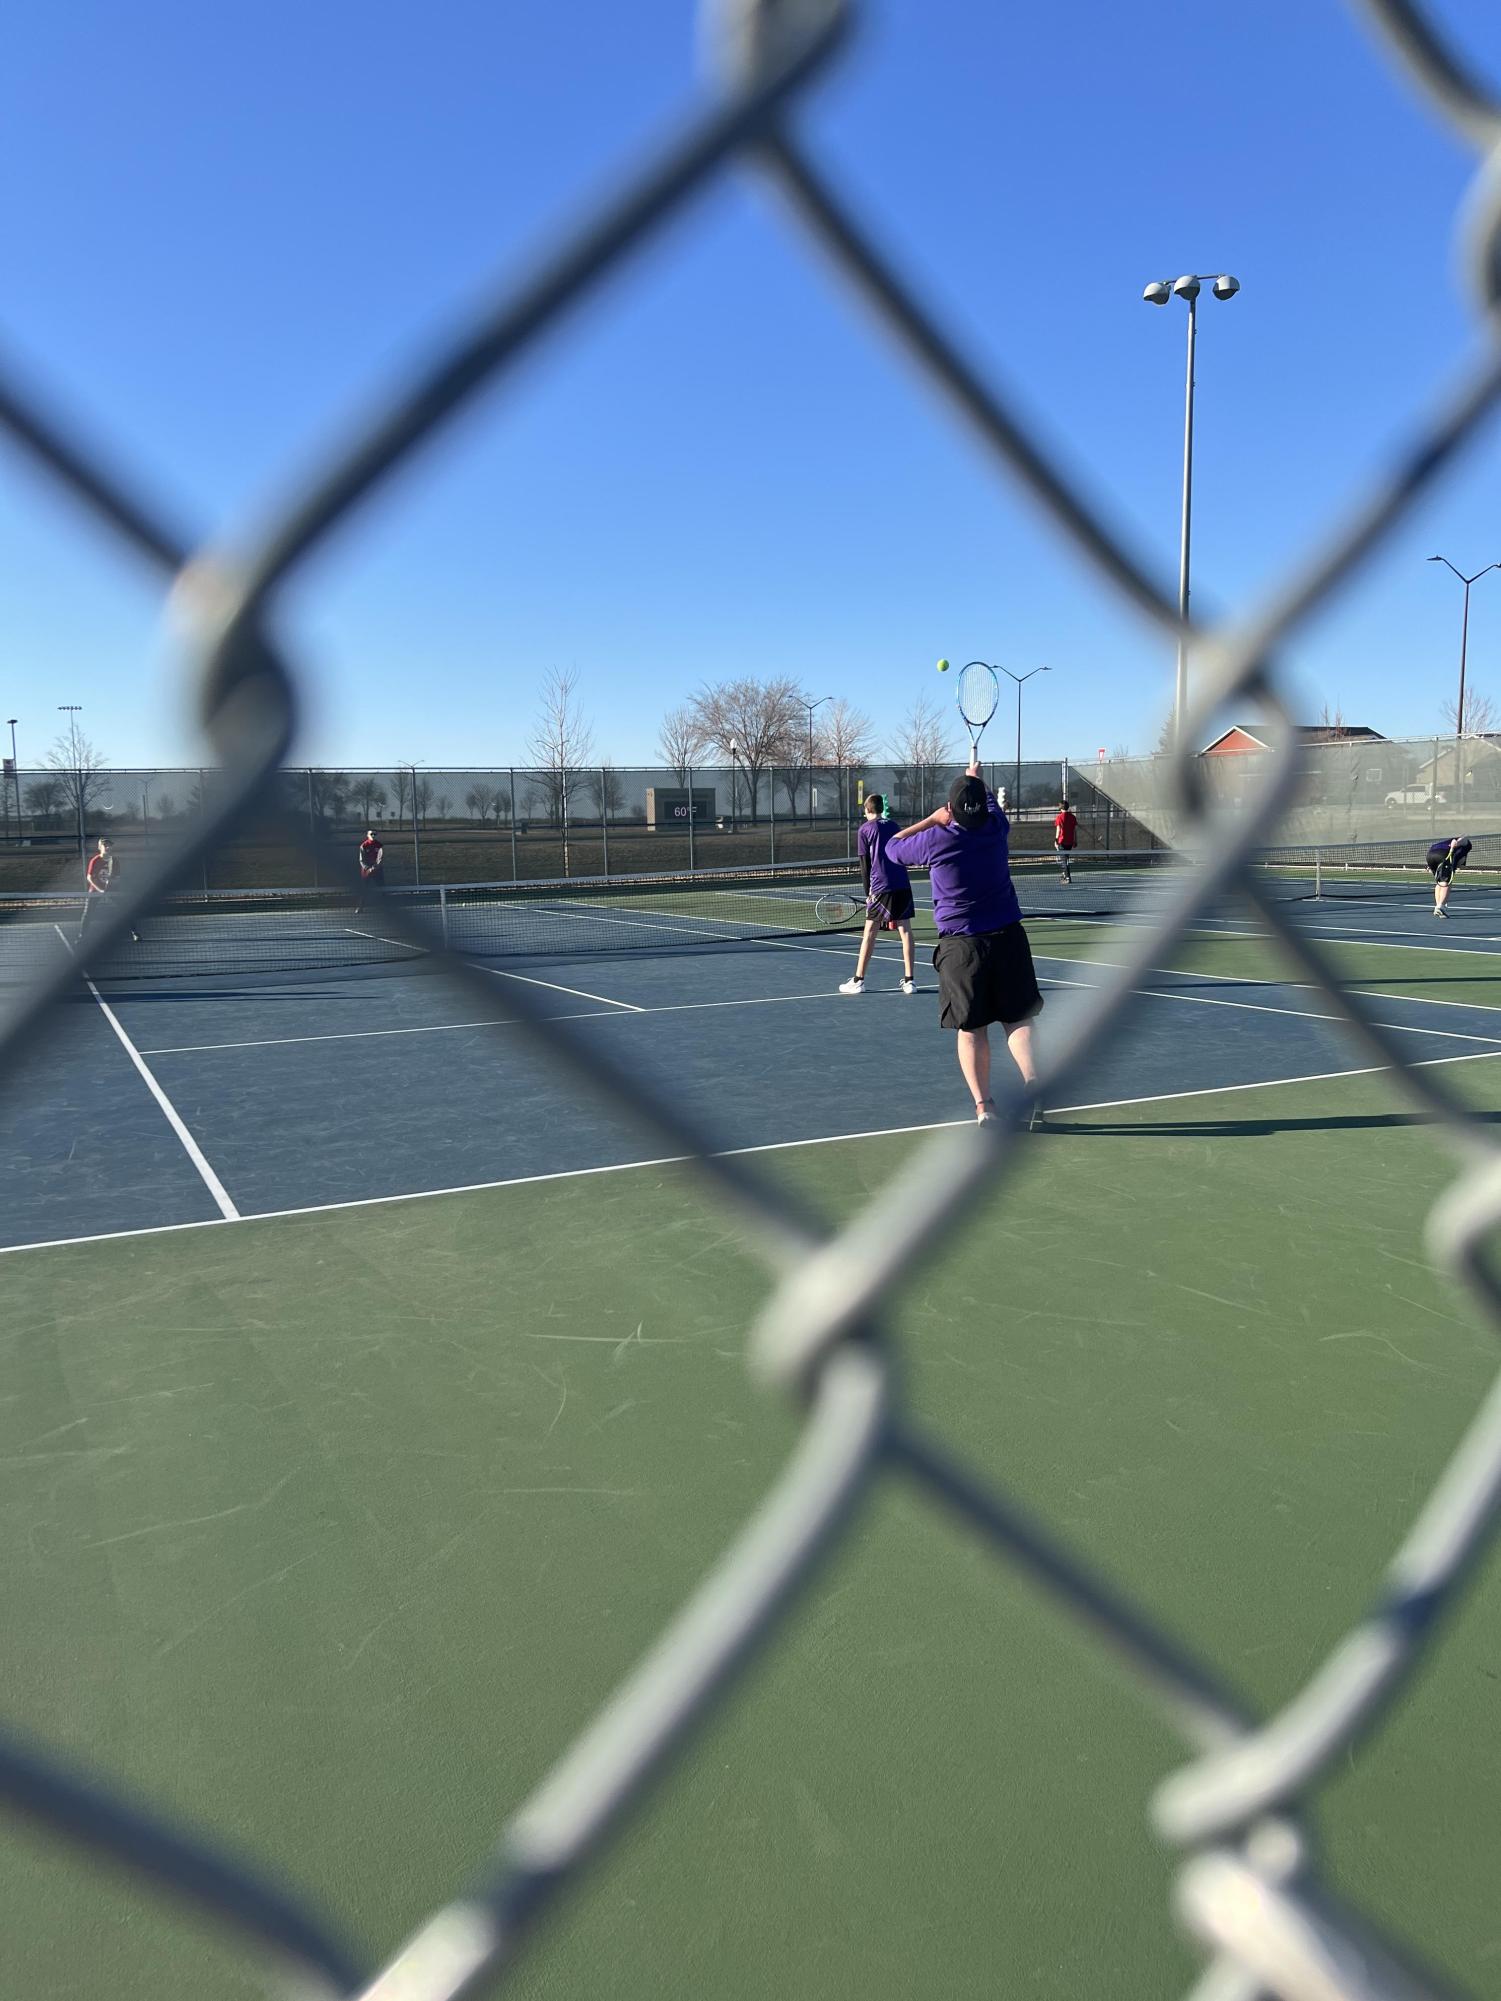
[900,977,915,995]
[839,977,865,995]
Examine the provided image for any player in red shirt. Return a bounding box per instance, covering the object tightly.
[79,837,140,943]
[1053,799,1077,884]
[355,828,385,911]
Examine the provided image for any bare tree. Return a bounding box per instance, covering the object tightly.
[689,675,802,822]
[351,775,388,822]
[1443,690,1499,737]
[46,717,111,834]
[527,668,594,868]
[434,793,453,821]
[889,694,954,818]
[658,704,707,784]
[390,769,415,823]
[464,782,501,825]
[820,697,876,825]
[584,765,626,818]
[24,777,64,826]
[414,777,433,826]
[307,771,351,823]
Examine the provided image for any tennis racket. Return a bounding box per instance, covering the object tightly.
[957,661,1000,757]
[815,891,862,928]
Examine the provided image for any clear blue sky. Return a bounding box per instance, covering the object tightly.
[2,0,1498,772]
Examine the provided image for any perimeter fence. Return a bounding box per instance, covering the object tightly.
[0,760,1145,893]
[1093,732,1501,850]
[2,2,1501,1999]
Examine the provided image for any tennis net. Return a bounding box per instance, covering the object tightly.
[1006,835,1501,918]
[0,860,868,981]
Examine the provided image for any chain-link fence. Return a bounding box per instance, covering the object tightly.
[0,759,1149,895]
[3,1,1501,1996]
[1094,732,1501,850]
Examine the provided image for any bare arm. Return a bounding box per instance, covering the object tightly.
[898,805,953,840]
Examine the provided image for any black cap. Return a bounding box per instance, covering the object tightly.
[946,775,990,831]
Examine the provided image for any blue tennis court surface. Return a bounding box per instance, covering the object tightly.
[7,895,1501,1255]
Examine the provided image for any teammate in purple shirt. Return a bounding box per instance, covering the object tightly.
[839,793,917,995]
[888,760,1043,1127]
[1427,834,1472,918]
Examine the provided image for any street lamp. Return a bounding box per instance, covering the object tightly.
[3,718,15,844]
[1429,556,1500,815]
[58,704,85,856]
[970,661,1051,815]
[727,740,745,829]
[1143,272,1241,746]
[796,694,830,826]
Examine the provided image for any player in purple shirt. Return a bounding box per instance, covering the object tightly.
[1427,834,1472,918]
[888,761,1043,1127]
[839,793,917,995]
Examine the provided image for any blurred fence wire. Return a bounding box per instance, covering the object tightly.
[4,1,1501,1995]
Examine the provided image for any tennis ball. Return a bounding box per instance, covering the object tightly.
[936,657,950,673]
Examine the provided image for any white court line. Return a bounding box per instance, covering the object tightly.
[1033,960,1501,1045]
[137,983,928,1056]
[1037,916,1501,1015]
[61,932,239,1222]
[6,1042,1500,1262]
[468,962,643,1010]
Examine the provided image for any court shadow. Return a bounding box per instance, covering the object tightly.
[1054,1109,1501,1139]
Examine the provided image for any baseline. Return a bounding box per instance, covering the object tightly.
[5,1043,1496,1261]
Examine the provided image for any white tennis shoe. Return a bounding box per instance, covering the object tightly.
[838,976,864,995]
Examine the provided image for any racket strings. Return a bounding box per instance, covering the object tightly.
[958,663,999,730]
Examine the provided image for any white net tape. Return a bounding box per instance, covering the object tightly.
[3,3,1501,1995]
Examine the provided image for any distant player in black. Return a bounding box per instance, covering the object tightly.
[79,837,140,944]
[355,828,385,912]
[1427,834,1472,918]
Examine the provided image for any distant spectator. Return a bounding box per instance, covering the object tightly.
[79,837,140,945]
[356,828,385,911]
[1053,798,1078,884]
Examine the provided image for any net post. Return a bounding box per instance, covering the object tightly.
[769,765,777,866]
[509,767,518,882]
[1314,850,1323,900]
[600,766,610,878]
[410,767,422,885]
[200,771,210,896]
[687,764,696,874]
[439,882,450,951]
[845,765,853,862]
[306,769,319,887]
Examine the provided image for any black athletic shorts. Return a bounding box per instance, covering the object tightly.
[1430,857,1453,884]
[933,923,1043,1032]
[867,885,915,928]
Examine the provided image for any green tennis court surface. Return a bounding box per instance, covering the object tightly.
[5,897,1501,1998]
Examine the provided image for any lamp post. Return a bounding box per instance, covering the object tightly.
[796,694,830,826]
[58,704,85,856]
[3,718,15,843]
[405,762,423,884]
[1429,556,1501,816]
[971,661,1050,816]
[1143,272,1241,747]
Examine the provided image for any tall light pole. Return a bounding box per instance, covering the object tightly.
[1143,273,1241,747]
[1429,556,1500,816]
[797,694,830,825]
[976,661,1051,814]
[58,704,85,856]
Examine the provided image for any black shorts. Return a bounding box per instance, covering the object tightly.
[867,885,915,928]
[933,923,1043,1032]
[1429,857,1453,884]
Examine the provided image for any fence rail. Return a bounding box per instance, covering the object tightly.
[0,761,1147,893]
